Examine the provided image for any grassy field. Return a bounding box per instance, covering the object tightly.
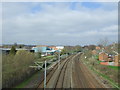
[108,66,120,70]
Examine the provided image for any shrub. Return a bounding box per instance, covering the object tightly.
[2,50,36,88]
[9,46,16,55]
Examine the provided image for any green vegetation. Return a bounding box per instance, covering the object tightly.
[94,55,99,60]
[108,66,120,70]
[15,55,58,88]
[97,61,101,64]
[2,50,37,88]
[90,66,120,89]
[80,52,119,88]
[43,55,54,59]
[15,71,39,88]
[9,46,16,55]
[2,46,58,88]
[36,55,55,63]
[37,52,41,58]
[61,45,82,55]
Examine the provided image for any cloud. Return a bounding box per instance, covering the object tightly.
[2,2,118,45]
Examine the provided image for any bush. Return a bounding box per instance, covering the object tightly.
[9,46,16,55]
[2,50,36,88]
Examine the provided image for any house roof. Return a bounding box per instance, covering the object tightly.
[99,52,108,55]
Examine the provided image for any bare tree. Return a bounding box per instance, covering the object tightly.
[98,37,109,47]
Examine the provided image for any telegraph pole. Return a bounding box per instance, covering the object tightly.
[66,53,67,59]
[58,49,60,69]
[44,61,46,89]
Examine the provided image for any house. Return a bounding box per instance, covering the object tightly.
[56,46,64,51]
[96,46,101,50]
[99,52,108,62]
[48,46,58,50]
[107,54,114,62]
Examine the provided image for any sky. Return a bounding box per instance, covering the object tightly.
[2,2,118,46]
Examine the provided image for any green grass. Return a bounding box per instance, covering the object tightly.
[97,60,120,70]
[108,66,120,70]
[97,61,101,64]
[15,71,39,88]
[43,55,54,59]
[94,55,99,60]
[90,66,120,89]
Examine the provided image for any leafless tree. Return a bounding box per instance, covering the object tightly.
[98,37,109,47]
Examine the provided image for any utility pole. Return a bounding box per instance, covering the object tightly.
[66,53,67,59]
[58,49,60,69]
[44,61,46,89]
[30,60,56,89]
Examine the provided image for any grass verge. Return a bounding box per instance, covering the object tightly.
[43,55,54,59]
[15,71,39,88]
[89,66,120,89]
[108,66,120,70]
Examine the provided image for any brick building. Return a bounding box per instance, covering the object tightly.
[96,46,101,50]
[99,52,108,61]
[114,54,120,66]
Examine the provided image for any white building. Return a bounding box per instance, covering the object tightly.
[56,46,64,51]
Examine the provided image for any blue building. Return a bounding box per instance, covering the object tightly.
[32,47,48,53]
[32,46,56,56]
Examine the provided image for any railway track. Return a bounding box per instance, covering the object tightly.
[37,53,107,89]
[37,54,74,88]
[55,54,79,88]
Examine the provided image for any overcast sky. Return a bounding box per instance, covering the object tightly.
[2,2,118,46]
